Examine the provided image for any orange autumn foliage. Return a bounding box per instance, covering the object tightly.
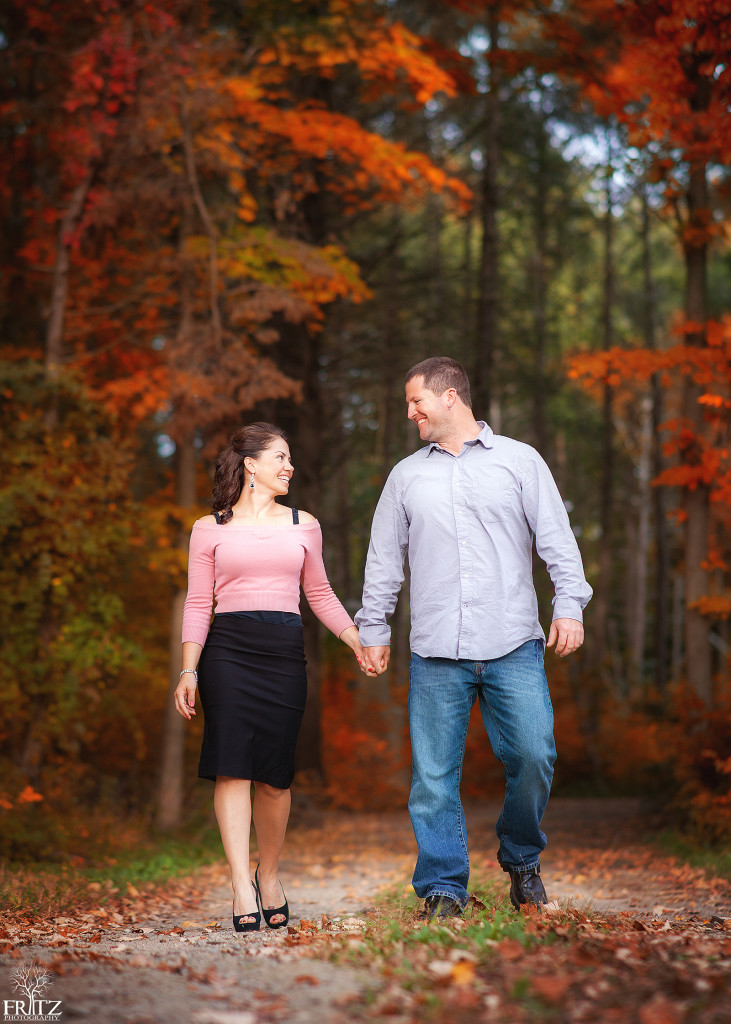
[16,786,44,805]
[570,317,731,627]
[320,657,409,811]
[568,316,731,510]
[3,0,472,438]
[575,0,731,182]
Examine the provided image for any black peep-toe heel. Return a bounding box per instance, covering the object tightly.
[255,864,289,929]
[232,881,261,933]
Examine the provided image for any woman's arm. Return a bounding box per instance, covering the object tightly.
[300,523,356,638]
[181,520,217,647]
[177,520,216,719]
[338,624,365,668]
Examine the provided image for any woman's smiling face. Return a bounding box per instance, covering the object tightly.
[249,439,294,495]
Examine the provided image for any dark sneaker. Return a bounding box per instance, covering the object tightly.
[418,894,463,921]
[506,865,548,911]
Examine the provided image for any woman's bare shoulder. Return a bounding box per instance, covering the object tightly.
[195,514,218,526]
[297,509,317,524]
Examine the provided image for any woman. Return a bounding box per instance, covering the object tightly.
[174,422,363,933]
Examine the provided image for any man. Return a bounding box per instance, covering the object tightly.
[355,356,592,920]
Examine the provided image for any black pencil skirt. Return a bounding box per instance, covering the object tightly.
[197,611,307,789]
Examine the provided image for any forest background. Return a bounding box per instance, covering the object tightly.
[1,0,730,863]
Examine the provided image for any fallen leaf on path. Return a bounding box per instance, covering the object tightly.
[192,1012,256,1024]
[542,900,562,915]
[339,917,368,931]
[449,961,476,985]
[639,993,683,1024]
[531,973,573,1004]
[496,939,524,961]
[428,960,456,980]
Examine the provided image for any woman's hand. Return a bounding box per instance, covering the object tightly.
[174,673,198,720]
[339,625,368,674]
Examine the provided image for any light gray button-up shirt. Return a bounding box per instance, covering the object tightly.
[355,423,593,660]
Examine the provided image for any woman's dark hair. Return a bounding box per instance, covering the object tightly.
[209,422,288,523]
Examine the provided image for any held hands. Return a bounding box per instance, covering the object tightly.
[360,645,390,677]
[339,626,390,677]
[547,617,584,657]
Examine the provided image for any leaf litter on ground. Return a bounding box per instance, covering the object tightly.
[2,801,731,1022]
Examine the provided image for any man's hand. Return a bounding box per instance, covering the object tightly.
[361,645,390,676]
[547,618,584,657]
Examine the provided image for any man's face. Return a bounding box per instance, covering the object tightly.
[405,376,451,444]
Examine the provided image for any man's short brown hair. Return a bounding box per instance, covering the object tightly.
[405,356,472,408]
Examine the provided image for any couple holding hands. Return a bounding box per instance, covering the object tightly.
[174,357,592,932]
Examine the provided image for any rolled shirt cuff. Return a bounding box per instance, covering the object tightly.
[551,598,584,623]
[356,624,392,648]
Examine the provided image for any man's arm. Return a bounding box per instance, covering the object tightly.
[355,470,409,675]
[520,451,592,655]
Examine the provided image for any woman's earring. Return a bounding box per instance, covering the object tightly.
[249,472,255,490]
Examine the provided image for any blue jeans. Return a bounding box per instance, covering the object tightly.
[408,640,556,907]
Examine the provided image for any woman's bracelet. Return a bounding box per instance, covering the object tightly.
[179,668,198,682]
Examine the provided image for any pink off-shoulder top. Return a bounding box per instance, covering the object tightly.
[181,517,354,647]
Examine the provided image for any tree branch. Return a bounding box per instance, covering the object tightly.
[179,83,222,347]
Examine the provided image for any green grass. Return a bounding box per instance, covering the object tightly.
[651,830,731,879]
[322,879,567,1023]
[0,822,225,919]
[334,878,535,970]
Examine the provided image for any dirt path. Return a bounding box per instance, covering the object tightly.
[2,798,730,1024]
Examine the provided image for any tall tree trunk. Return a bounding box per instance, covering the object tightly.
[462,207,474,369]
[641,187,669,693]
[157,210,197,830]
[672,571,685,686]
[651,366,670,693]
[474,5,500,421]
[331,337,352,601]
[157,433,197,830]
[180,85,222,347]
[627,394,652,690]
[682,161,712,704]
[44,166,96,428]
[531,124,549,457]
[292,322,325,777]
[45,167,96,379]
[426,192,445,352]
[592,140,616,684]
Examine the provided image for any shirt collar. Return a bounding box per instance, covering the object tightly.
[427,421,494,456]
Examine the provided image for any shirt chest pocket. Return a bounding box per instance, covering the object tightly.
[469,470,515,523]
